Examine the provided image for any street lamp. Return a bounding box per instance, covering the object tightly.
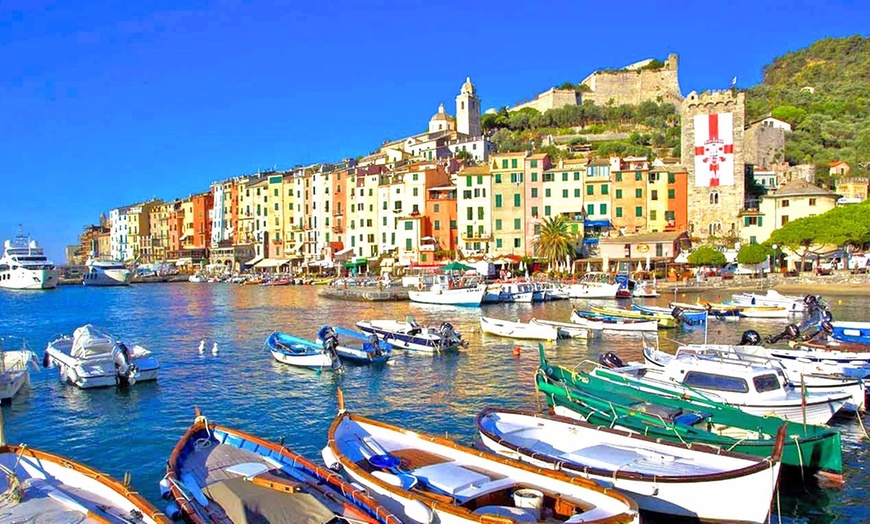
[771,244,778,273]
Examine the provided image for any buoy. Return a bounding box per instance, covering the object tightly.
[198,340,205,354]
[513,346,521,357]
[212,342,219,355]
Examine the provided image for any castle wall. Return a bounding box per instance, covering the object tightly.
[744,122,785,169]
[681,90,745,240]
[581,54,682,107]
[509,88,579,113]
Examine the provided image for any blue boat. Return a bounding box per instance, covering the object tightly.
[265,331,342,371]
[320,326,393,365]
[632,303,707,326]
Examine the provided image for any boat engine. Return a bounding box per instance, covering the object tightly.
[599,351,624,369]
[738,330,761,346]
[367,334,382,355]
[764,324,800,344]
[438,322,457,350]
[319,326,339,355]
[42,351,51,368]
[113,342,139,387]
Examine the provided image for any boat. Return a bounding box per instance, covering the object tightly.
[265,331,342,371]
[82,257,132,286]
[588,304,677,328]
[822,321,870,345]
[188,272,207,283]
[259,278,293,286]
[570,309,658,332]
[0,335,39,403]
[1,440,169,523]
[356,317,466,353]
[564,272,621,299]
[529,318,598,339]
[630,345,852,424]
[731,290,807,313]
[162,409,400,524]
[319,326,392,365]
[479,316,560,341]
[43,324,160,388]
[476,407,785,523]
[482,281,535,303]
[735,305,791,319]
[409,274,485,306]
[0,228,59,290]
[669,300,741,320]
[535,346,843,478]
[633,303,707,326]
[321,398,640,524]
[628,272,659,298]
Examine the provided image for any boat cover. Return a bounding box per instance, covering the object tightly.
[202,476,335,524]
[70,325,117,359]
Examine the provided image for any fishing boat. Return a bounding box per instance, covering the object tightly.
[633,304,707,326]
[409,274,485,306]
[265,331,342,371]
[476,407,785,523]
[259,278,293,286]
[588,304,676,328]
[479,316,560,341]
[321,397,640,524]
[731,290,807,313]
[0,335,39,403]
[669,301,741,320]
[356,317,466,353]
[735,305,791,319]
[570,309,658,332]
[823,321,870,345]
[529,318,598,339]
[161,409,400,524]
[319,326,392,365]
[482,281,534,303]
[0,431,169,523]
[631,345,852,424]
[43,324,160,388]
[536,346,843,479]
[564,272,621,299]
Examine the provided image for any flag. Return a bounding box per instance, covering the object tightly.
[693,113,735,187]
[731,76,737,86]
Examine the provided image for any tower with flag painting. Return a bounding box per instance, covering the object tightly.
[680,90,746,240]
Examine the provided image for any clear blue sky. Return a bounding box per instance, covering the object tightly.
[2,0,868,261]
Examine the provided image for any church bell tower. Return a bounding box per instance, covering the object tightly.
[456,77,481,137]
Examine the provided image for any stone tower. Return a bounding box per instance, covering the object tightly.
[456,77,481,137]
[680,90,745,241]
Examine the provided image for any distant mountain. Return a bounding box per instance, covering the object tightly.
[744,35,870,182]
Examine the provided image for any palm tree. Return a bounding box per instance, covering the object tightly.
[533,215,578,273]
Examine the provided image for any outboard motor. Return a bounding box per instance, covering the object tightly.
[42,351,51,368]
[438,322,456,350]
[113,342,138,387]
[803,294,817,306]
[738,329,762,346]
[820,320,834,335]
[765,324,800,344]
[599,352,625,369]
[367,334,382,355]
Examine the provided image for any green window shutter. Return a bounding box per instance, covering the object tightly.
[616,173,622,181]
[635,206,642,217]
[635,188,642,198]
[668,189,675,199]
[650,210,657,220]
[600,203,607,214]
[495,219,502,230]
[574,188,580,197]
[514,218,521,230]
[744,217,750,227]
[616,189,622,199]
[616,207,623,217]
[495,195,502,207]
[544,205,551,216]
[495,174,502,183]
[466,176,472,186]
[513,194,521,207]
[586,204,593,215]
[496,238,503,248]
[602,184,609,195]
[586,185,593,195]
[562,189,569,198]
[758,216,763,226]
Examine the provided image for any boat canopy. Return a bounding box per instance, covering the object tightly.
[71,325,117,358]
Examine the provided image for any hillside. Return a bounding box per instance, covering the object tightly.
[744,35,870,183]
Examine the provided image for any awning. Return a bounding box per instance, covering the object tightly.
[179,233,190,241]
[255,258,290,269]
[343,260,367,268]
[584,220,611,228]
[582,238,600,244]
[335,247,354,256]
[245,255,264,266]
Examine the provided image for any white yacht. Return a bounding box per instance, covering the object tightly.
[0,229,58,290]
[82,257,132,286]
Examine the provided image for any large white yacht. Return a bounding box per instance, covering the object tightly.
[0,229,58,290]
[83,256,132,286]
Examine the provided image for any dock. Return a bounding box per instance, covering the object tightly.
[319,286,409,302]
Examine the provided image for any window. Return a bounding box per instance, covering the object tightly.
[616,189,623,199]
[496,238,503,248]
[412,173,418,181]
[466,176,472,187]
[495,174,502,183]
[544,205,551,216]
[668,189,675,199]
[514,238,521,248]
[531,206,538,217]
[781,215,789,226]
[562,172,568,181]
[530,160,538,168]
[635,188,642,198]
[656,243,663,257]
[601,185,609,195]
[635,206,643,217]
[562,189,569,198]
[495,195,502,208]
[531,188,538,198]
[513,218,521,230]
[684,372,749,393]
[405,239,412,250]
[495,219,503,230]
[616,207,623,217]
[599,203,607,214]
[650,210,657,220]
[668,173,675,183]
[463,190,472,199]
[665,210,675,221]
[477,176,483,185]
[531,172,538,182]
[513,194,521,207]
[587,185,594,195]
[709,222,722,236]
[511,159,518,168]
[710,191,719,205]
[651,190,658,201]
[412,188,418,197]
[502,160,508,169]
[434,220,441,230]
[615,173,622,182]
[574,188,581,197]
[450,220,456,230]
[781,199,789,208]
[478,207,484,220]
[636,172,642,181]
[586,204,594,216]
[545,188,551,197]
[467,208,473,220]
[574,172,580,181]
[434,204,439,212]
[809,198,817,206]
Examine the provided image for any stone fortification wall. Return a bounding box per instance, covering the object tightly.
[509,88,580,113]
[744,123,785,169]
[681,90,746,241]
[581,54,682,107]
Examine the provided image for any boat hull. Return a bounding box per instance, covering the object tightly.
[45,334,160,389]
[357,320,464,353]
[0,268,58,290]
[479,316,559,340]
[408,287,484,306]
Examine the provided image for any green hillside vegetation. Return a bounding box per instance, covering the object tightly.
[744,36,870,184]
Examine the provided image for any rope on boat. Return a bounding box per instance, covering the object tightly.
[856,410,870,440]
[791,435,805,484]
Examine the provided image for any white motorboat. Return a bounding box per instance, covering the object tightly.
[82,257,131,286]
[597,344,852,425]
[479,316,560,341]
[736,305,791,319]
[565,273,620,299]
[0,335,39,403]
[570,309,658,332]
[0,442,169,523]
[409,275,485,306]
[529,318,598,339]
[731,289,807,313]
[482,281,534,303]
[0,228,58,290]
[43,324,160,388]
[476,407,784,523]
[357,317,466,353]
[322,406,640,524]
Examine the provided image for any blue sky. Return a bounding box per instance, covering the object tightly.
[2,0,868,261]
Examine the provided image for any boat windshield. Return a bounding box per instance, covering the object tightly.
[683,371,749,393]
[753,374,781,393]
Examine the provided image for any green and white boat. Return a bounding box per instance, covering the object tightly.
[535,346,843,479]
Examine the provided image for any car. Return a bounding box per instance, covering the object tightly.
[720,264,736,279]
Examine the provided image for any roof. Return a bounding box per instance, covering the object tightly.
[458,165,491,176]
[528,153,548,160]
[599,231,686,244]
[460,76,476,96]
[829,160,849,167]
[770,180,838,198]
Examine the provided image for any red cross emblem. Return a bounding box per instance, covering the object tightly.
[694,114,733,187]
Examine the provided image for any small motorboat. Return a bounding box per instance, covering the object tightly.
[479,316,560,341]
[321,395,640,524]
[570,309,658,332]
[476,407,784,523]
[0,335,39,403]
[319,326,392,365]
[357,317,466,353]
[0,440,169,523]
[265,331,342,371]
[529,318,599,339]
[162,409,401,524]
[43,324,159,389]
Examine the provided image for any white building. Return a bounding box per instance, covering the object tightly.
[109,206,130,261]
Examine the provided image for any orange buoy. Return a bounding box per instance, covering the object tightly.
[513,346,521,357]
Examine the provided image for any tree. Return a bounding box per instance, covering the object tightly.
[454,149,474,163]
[533,216,578,272]
[687,246,726,266]
[737,243,771,265]
[767,216,822,272]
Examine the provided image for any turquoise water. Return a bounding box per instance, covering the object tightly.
[1,283,867,523]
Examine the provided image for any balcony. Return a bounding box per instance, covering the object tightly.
[460,232,492,241]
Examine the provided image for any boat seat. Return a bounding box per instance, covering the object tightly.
[565,444,647,470]
[410,462,490,497]
[473,506,538,523]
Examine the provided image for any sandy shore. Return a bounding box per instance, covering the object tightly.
[774,283,870,296]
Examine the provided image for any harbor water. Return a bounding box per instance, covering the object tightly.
[1,283,868,523]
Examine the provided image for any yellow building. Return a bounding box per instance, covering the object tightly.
[740,180,840,245]
[456,164,493,257]
[127,200,160,263]
[646,163,671,233]
[541,158,585,250]
[490,151,527,257]
[835,177,868,202]
[148,202,173,263]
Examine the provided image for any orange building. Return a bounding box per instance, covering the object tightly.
[424,165,459,262]
[610,156,649,234]
[190,192,214,249]
[667,166,689,234]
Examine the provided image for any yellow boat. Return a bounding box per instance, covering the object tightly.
[588,304,677,328]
